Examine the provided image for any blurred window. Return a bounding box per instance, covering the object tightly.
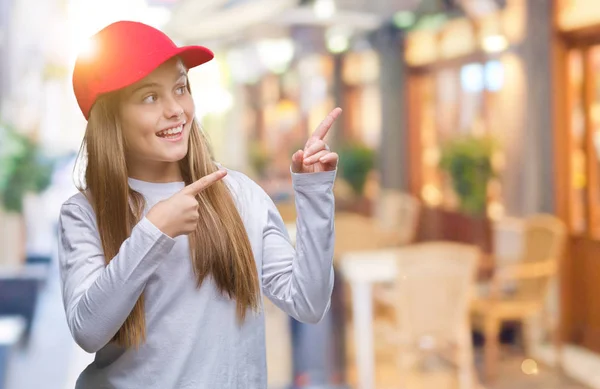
[414,59,506,217]
[567,45,600,239]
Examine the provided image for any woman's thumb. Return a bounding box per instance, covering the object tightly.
[291,149,304,173]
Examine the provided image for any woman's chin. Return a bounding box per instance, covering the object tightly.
[167,152,188,163]
[160,145,189,162]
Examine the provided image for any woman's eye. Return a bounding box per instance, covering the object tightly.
[175,86,187,95]
[143,94,157,103]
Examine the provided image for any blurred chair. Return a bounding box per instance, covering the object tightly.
[333,177,360,213]
[471,214,567,381]
[490,217,525,266]
[332,211,400,297]
[381,242,480,389]
[374,189,421,247]
[371,190,421,323]
[334,212,400,257]
[474,217,526,315]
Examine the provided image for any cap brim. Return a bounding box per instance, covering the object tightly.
[175,46,215,70]
[78,45,214,119]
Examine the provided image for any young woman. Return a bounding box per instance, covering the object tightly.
[58,21,340,388]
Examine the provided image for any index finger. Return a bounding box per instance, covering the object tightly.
[310,107,342,141]
[180,170,227,196]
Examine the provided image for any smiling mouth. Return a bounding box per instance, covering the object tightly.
[156,122,185,139]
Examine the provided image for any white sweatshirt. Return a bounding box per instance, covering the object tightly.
[57,166,336,389]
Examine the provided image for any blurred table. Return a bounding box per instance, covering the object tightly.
[338,246,493,389]
[339,250,399,389]
[283,212,406,389]
[285,211,494,389]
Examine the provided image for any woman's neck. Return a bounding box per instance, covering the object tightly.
[127,160,183,183]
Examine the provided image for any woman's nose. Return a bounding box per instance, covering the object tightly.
[164,99,184,119]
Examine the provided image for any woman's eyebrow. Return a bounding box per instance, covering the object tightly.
[130,82,160,95]
[130,71,187,95]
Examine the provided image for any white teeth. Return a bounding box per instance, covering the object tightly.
[157,124,183,137]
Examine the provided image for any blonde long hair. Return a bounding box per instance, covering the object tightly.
[75,83,260,349]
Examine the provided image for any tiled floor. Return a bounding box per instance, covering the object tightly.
[343,349,589,389]
[343,330,590,389]
[483,355,587,389]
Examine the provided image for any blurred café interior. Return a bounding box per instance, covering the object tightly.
[5,0,600,388]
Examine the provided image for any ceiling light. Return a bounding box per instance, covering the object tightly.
[326,27,350,54]
[314,0,336,20]
[482,34,508,53]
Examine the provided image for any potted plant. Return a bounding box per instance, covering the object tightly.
[249,140,272,180]
[0,123,54,267]
[337,142,376,215]
[439,134,497,216]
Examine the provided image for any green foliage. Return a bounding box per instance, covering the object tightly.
[337,143,375,196]
[0,124,55,213]
[248,140,271,179]
[439,135,497,216]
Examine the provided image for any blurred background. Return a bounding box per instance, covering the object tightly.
[1,0,599,388]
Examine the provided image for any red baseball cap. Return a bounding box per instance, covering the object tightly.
[73,20,214,120]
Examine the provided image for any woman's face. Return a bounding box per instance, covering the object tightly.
[119,57,195,175]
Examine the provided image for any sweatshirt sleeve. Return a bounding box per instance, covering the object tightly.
[57,202,176,353]
[260,169,336,324]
